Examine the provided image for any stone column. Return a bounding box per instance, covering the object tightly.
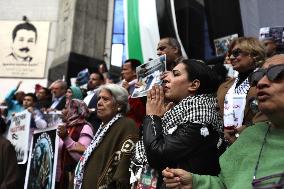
[49,0,110,85]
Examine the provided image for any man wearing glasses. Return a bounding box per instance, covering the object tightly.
[162,54,284,189]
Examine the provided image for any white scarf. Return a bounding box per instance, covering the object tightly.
[74,113,123,189]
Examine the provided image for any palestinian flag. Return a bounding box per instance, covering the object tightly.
[124,0,188,63]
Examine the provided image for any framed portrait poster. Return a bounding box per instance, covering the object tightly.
[0,20,50,78]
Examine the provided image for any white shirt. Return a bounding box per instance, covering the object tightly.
[83,89,98,106]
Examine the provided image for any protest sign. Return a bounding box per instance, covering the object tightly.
[6,110,31,164]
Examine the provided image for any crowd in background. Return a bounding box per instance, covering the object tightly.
[0,34,284,189]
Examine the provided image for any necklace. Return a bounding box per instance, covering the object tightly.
[253,122,271,180]
[252,122,284,188]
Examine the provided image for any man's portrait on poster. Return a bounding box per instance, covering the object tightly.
[6,21,37,64]
[0,19,49,78]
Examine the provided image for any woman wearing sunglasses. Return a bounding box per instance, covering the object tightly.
[217,37,267,144]
[162,54,284,189]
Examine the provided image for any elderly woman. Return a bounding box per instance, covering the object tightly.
[74,84,139,189]
[56,99,94,189]
[131,59,224,188]
[162,54,284,189]
[218,37,267,144]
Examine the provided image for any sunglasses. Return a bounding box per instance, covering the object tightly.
[249,64,284,86]
[230,48,249,58]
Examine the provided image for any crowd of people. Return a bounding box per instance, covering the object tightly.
[0,35,283,189]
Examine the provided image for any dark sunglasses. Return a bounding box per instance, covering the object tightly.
[230,48,249,58]
[249,64,284,86]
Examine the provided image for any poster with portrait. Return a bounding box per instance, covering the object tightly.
[5,110,31,164]
[259,26,284,49]
[25,127,59,189]
[214,34,238,56]
[131,55,166,98]
[0,20,50,78]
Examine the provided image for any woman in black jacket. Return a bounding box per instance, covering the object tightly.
[131,59,224,188]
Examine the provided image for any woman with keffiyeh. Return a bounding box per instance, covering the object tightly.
[73,84,139,189]
[56,99,94,189]
[131,59,225,188]
[218,37,267,144]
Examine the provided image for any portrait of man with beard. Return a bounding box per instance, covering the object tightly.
[7,21,37,64]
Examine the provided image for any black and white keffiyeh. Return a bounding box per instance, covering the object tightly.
[162,93,223,134]
[130,94,223,183]
[74,113,123,189]
[234,77,250,95]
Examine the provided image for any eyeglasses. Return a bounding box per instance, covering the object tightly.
[252,172,284,189]
[230,48,249,58]
[249,64,284,86]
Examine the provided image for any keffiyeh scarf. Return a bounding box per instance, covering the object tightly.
[130,94,223,183]
[74,113,123,189]
[234,77,250,95]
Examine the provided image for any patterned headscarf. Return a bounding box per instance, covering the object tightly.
[64,99,90,127]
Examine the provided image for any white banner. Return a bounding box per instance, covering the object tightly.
[6,110,31,164]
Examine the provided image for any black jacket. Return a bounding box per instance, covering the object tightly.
[143,115,222,176]
[54,96,66,110]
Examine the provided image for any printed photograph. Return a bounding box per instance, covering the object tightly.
[214,34,238,56]
[131,55,166,98]
[25,128,58,189]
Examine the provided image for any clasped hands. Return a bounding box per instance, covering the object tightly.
[146,85,174,117]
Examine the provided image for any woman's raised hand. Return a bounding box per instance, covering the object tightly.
[146,85,174,117]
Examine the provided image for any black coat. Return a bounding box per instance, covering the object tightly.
[49,96,66,111]
[143,115,222,176]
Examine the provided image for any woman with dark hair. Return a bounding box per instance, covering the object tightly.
[74,84,138,189]
[162,54,284,189]
[0,117,18,189]
[131,59,224,188]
